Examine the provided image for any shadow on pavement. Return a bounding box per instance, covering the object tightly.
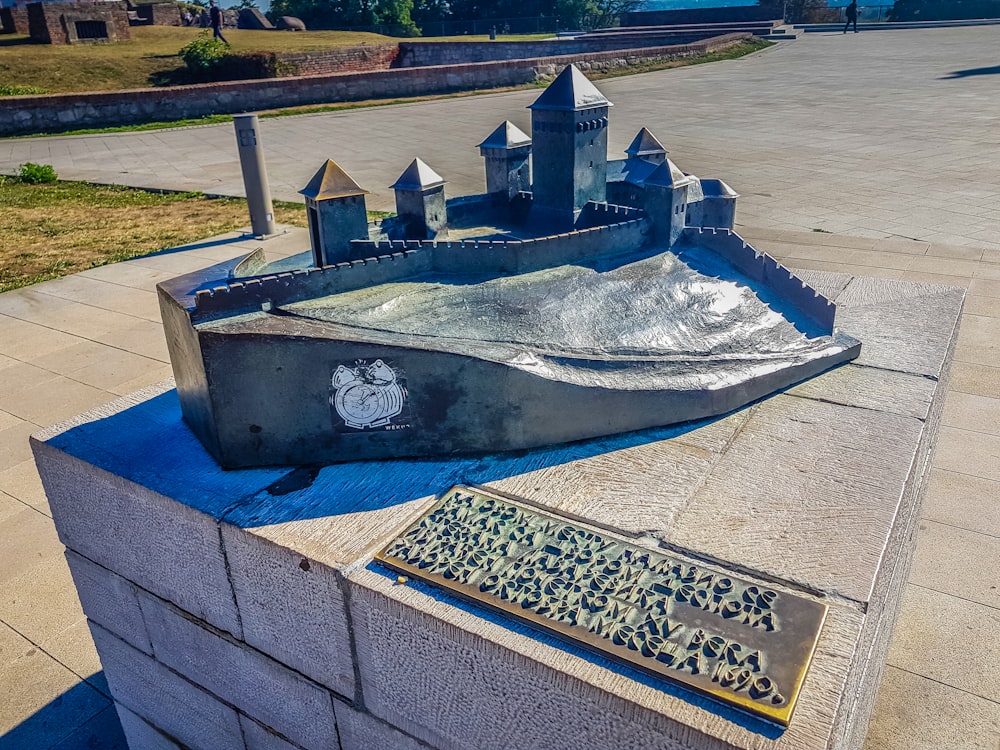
[941,65,1000,78]
[1,674,126,750]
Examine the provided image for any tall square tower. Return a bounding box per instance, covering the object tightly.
[529,64,612,226]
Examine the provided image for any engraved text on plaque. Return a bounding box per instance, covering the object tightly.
[375,486,827,726]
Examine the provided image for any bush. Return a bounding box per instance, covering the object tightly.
[177,35,301,82]
[214,51,301,80]
[0,84,48,96]
[18,163,58,184]
[179,34,229,75]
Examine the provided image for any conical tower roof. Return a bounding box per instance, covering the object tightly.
[529,64,612,111]
[299,159,368,201]
[643,158,695,188]
[390,158,446,191]
[625,127,667,158]
[478,120,532,149]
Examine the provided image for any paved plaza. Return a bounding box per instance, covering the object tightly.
[1,25,998,749]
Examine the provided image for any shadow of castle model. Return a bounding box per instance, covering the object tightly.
[159,65,861,468]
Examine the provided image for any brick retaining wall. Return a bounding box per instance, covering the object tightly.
[394,32,727,66]
[0,33,748,136]
[282,44,400,75]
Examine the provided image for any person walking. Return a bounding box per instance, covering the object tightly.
[843,0,858,33]
[209,0,229,43]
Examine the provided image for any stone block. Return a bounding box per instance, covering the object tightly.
[833,278,965,378]
[240,715,309,750]
[347,567,865,750]
[334,698,425,750]
[89,622,246,750]
[221,526,357,699]
[667,394,926,603]
[64,550,152,655]
[32,384,296,637]
[33,441,242,637]
[137,590,339,750]
[115,705,184,750]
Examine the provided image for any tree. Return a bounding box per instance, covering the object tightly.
[587,0,642,28]
[268,0,417,32]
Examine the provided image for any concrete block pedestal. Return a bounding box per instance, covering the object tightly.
[32,274,963,750]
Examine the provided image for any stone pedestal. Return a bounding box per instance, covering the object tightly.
[32,273,963,750]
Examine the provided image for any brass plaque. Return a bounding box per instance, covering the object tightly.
[375,486,827,727]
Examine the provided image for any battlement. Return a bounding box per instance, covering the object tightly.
[191,213,650,319]
[687,226,837,333]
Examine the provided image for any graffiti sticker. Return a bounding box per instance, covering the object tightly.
[331,359,409,432]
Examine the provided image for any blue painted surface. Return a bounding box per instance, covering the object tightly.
[46,387,717,528]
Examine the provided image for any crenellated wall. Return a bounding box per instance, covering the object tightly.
[192,214,649,320]
[686,226,836,333]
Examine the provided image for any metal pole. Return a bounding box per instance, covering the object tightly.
[233,114,276,238]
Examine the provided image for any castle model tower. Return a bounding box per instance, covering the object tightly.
[529,64,612,226]
[391,158,448,240]
[478,121,532,201]
[644,158,695,247]
[300,159,370,267]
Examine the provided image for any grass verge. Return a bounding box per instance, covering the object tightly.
[13,38,772,138]
[0,27,552,94]
[0,177,307,293]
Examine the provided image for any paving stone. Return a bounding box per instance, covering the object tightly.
[969,277,1000,298]
[932,426,1000,483]
[93,318,171,362]
[40,617,103,686]
[0,313,80,362]
[0,645,110,743]
[0,459,49,515]
[941,390,1000,435]
[32,275,162,323]
[1,375,112,428]
[920,468,1000,538]
[886,584,1000,703]
[962,294,1000,318]
[955,313,1000,367]
[0,421,42,466]
[49,705,129,750]
[0,621,34,673]
[863,666,1000,750]
[949,361,1000,400]
[0,505,65,587]
[29,340,164,392]
[908,520,1000,610]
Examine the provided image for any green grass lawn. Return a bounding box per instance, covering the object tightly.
[0,176,307,292]
[0,26,552,94]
